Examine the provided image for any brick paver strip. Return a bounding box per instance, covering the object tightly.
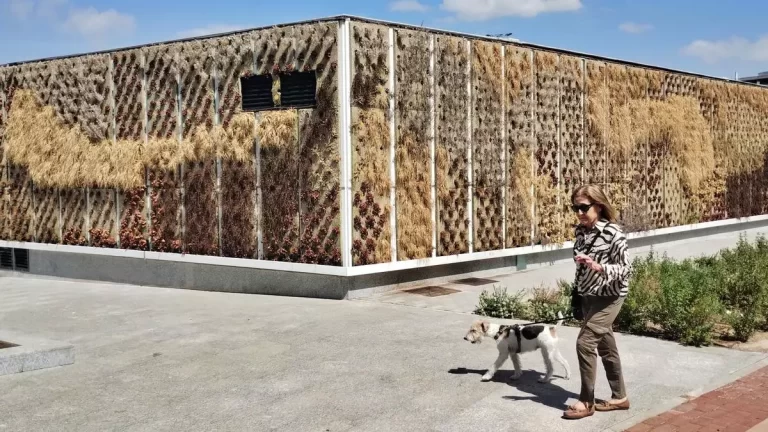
[624,366,768,432]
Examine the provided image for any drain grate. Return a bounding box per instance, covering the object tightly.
[453,277,498,286]
[404,286,460,297]
[0,248,11,270]
[13,248,29,272]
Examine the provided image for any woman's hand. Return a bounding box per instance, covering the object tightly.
[575,253,604,273]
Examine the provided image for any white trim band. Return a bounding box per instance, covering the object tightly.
[3,214,767,277]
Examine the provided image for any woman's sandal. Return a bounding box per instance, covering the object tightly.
[595,399,630,412]
[562,403,595,420]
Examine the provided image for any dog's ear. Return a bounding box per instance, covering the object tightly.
[480,320,490,333]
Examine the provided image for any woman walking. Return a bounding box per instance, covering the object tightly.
[562,184,632,420]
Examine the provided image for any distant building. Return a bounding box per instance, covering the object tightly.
[740,71,768,85]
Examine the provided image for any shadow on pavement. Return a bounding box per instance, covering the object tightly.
[449,367,518,383]
[449,367,577,411]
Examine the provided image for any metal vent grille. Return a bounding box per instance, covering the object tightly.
[13,248,29,272]
[0,248,11,270]
[240,74,273,111]
[240,71,317,112]
[280,71,317,108]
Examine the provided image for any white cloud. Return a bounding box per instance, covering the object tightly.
[390,0,430,12]
[440,0,582,21]
[8,0,34,19]
[62,7,135,38]
[35,0,66,19]
[619,22,653,34]
[682,35,768,64]
[6,1,134,40]
[176,24,248,39]
[7,0,67,20]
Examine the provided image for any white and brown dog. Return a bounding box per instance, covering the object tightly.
[463,312,571,383]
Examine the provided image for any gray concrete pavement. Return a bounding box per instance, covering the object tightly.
[0,275,765,432]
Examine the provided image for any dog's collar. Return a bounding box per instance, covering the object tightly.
[494,324,523,354]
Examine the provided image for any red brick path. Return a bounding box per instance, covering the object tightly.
[625,366,768,432]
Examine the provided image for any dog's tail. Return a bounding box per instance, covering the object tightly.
[556,311,565,327]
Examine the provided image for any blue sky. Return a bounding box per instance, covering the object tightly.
[1,0,767,79]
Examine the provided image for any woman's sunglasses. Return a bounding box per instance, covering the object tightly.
[571,203,593,214]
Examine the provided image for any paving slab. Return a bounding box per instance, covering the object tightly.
[0,330,74,376]
[0,276,765,432]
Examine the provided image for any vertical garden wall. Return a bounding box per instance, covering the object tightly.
[2,17,768,270]
[344,20,768,267]
[0,20,341,266]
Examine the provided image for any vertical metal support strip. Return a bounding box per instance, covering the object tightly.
[580,58,585,185]
[213,50,223,256]
[389,28,398,262]
[429,35,437,258]
[466,40,474,254]
[142,53,153,251]
[176,52,185,253]
[602,71,608,188]
[338,19,354,268]
[31,182,37,243]
[110,55,120,249]
[85,183,90,245]
[57,188,63,242]
[500,45,506,250]
[82,61,90,246]
[252,36,263,259]
[555,55,562,232]
[530,49,536,245]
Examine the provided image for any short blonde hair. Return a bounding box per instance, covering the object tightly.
[571,184,619,223]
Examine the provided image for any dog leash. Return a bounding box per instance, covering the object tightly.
[518,314,575,326]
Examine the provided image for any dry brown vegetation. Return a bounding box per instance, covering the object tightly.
[533,51,569,245]
[435,35,470,256]
[395,29,432,260]
[350,22,393,265]
[472,41,504,251]
[5,89,257,190]
[505,46,534,248]
[259,110,301,262]
[351,109,391,264]
[352,110,392,262]
[4,23,768,266]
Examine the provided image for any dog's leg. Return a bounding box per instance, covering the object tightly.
[554,348,571,380]
[510,353,523,380]
[482,350,508,382]
[539,346,555,383]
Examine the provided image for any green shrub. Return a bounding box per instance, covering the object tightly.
[474,285,528,319]
[555,280,580,326]
[524,280,572,323]
[650,257,722,346]
[474,236,768,346]
[715,235,768,341]
[616,252,660,335]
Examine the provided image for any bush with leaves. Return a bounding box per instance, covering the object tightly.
[651,257,722,346]
[474,285,528,319]
[714,234,768,341]
[616,252,660,335]
[524,280,573,323]
[474,236,768,347]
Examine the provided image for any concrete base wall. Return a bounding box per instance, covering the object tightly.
[2,217,768,300]
[22,251,350,300]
